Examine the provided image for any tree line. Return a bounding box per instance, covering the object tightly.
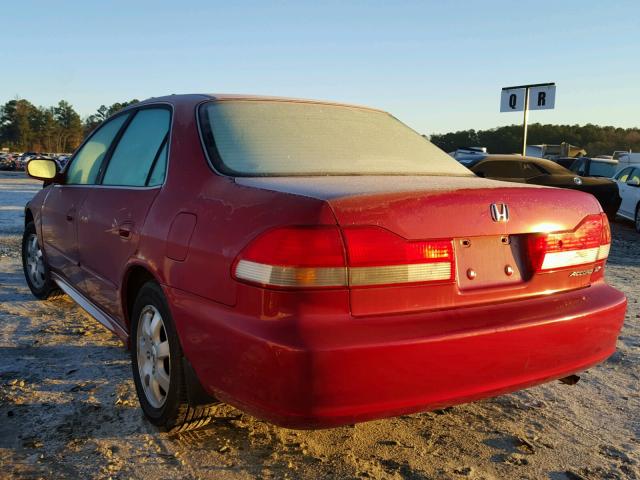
[0,98,138,153]
[429,123,640,156]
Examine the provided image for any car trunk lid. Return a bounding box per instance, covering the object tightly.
[235,175,608,315]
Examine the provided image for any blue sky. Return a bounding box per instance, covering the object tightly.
[2,0,639,134]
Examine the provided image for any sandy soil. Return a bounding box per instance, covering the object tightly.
[0,172,638,480]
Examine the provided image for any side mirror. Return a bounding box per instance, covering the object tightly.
[628,178,640,187]
[26,158,59,182]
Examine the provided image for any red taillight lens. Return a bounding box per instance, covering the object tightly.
[527,214,610,272]
[239,226,345,267]
[343,227,454,286]
[234,225,454,288]
[233,226,347,288]
[343,227,452,266]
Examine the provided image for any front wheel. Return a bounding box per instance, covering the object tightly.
[635,204,640,233]
[21,221,61,299]
[131,281,217,433]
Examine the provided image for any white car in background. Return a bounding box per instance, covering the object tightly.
[613,166,640,232]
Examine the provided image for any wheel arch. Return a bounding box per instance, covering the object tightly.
[24,207,34,226]
[122,263,162,332]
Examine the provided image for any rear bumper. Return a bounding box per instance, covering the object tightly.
[168,283,626,429]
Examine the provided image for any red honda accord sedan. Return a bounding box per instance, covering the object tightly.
[22,94,626,432]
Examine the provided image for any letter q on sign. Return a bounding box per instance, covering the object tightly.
[500,88,525,112]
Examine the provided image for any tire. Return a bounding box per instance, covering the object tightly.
[21,221,62,300]
[635,204,640,233]
[131,281,218,433]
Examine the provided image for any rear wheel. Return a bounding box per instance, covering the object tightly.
[131,281,218,433]
[21,221,62,299]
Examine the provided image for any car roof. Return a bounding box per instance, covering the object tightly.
[128,93,385,113]
[588,157,618,164]
[481,154,551,163]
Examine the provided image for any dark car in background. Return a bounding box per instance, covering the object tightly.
[470,155,622,219]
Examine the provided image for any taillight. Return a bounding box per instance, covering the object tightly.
[233,226,454,288]
[343,227,454,286]
[527,213,610,272]
[233,226,347,288]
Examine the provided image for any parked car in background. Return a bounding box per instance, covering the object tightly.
[0,155,17,171]
[470,155,621,219]
[22,94,626,432]
[571,157,619,178]
[15,152,39,170]
[615,152,640,176]
[448,147,487,166]
[55,155,71,169]
[613,166,640,232]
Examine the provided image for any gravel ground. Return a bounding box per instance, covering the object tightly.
[0,172,638,480]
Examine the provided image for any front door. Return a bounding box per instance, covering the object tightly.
[41,113,131,288]
[40,185,88,283]
[77,106,170,320]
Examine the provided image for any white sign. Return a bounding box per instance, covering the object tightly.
[528,85,556,110]
[500,88,525,112]
[500,84,556,112]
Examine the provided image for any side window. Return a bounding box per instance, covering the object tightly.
[522,162,545,179]
[628,169,640,185]
[66,114,129,185]
[573,159,586,175]
[616,167,633,182]
[477,161,522,178]
[102,108,170,187]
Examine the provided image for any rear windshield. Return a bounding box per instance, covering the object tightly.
[199,100,472,177]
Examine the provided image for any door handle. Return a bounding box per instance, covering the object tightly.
[66,209,75,222]
[118,222,133,239]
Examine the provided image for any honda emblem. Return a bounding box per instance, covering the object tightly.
[490,203,509,222]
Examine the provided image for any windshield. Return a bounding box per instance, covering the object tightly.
[199,100,472,177]
[589,161,617,177]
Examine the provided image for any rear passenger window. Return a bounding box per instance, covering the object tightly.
[102,108,170,187]
[477,161,522,178]
[522,162,544,179]
[147,141,168,186]
[66,114,129,185]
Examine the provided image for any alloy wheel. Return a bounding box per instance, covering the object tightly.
[25,234,46,289]
[136,305,171,408]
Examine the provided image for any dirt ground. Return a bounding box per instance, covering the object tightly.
[0,171,638,480]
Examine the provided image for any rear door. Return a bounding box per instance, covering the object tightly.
[41,114,129,284]
[622,168,640,219]
[77,106,171,319]
[615,167,635,217]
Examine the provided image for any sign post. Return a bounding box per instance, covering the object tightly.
[500,82,556,156]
